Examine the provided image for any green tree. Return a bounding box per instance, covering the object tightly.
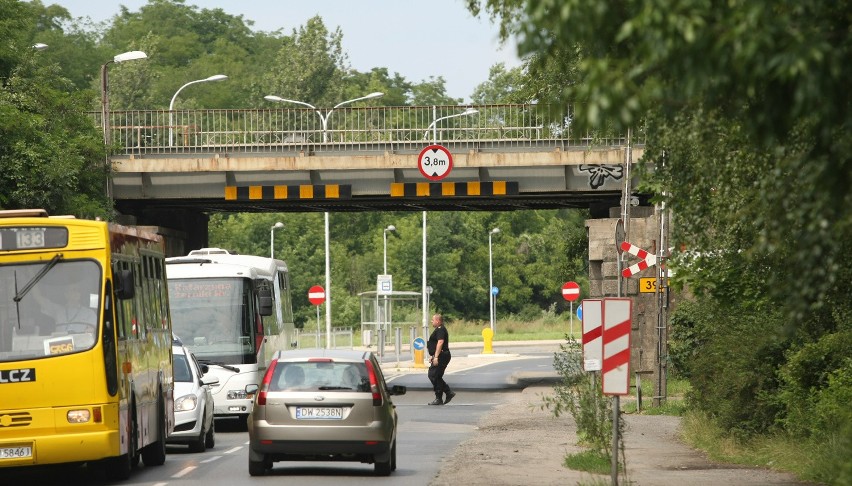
[409,76,461,106]
[471,0,851,322]
[467,0,851,476]
[1,0,110,217]
[470,62,526,104]
[256,16,348,106]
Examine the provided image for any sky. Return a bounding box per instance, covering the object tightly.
[51,0,523,102]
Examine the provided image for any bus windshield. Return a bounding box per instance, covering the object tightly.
[168,277,255,364]
[0,259,101,361]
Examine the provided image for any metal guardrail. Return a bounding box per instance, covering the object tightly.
[294,327,354,349]
[98,104,643,156]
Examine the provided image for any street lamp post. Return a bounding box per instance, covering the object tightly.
[101,50,147,146]
[420,108,479,333]
[383,225,396,275]
[380,224,396,343]
[488,227,500,333]
[423,108,479,141]
[270,221,284,259]
[169,74,228,146]
[264,92,384,143]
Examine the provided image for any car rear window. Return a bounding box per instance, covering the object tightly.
[270,361,369,392]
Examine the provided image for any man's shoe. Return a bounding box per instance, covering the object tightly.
[427,398,443,406]
[444,391,456,404]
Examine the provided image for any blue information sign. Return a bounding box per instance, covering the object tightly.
[413,337,426,350]
[577,304,583,320]
[492,286,499,296]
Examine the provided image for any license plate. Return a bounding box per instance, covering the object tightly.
[0,446,32,460]
[296,407,343,420]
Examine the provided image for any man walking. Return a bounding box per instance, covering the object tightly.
[426,314,455,405]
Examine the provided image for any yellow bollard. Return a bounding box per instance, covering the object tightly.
[413,348,426,368]
[412,337,427,368]
[481,327,494,354]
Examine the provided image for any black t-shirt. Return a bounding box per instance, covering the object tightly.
[427,325,450,356]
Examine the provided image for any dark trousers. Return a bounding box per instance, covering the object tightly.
[428,355,452,399]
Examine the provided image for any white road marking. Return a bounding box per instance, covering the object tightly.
[172,466,197,478]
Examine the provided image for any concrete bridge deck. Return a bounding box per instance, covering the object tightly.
[106,104,645,214]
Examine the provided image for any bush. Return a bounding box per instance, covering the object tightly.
[670,297,788,437]
[540,337,617,457]
[778,330,852,438]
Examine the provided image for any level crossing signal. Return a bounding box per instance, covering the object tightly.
[620,241,657,278]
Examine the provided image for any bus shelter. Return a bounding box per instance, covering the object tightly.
[358,290,422,347]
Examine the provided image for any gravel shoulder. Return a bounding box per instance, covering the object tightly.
[430,386,814,486]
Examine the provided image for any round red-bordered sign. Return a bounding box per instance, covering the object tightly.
[308,285,325,306]
[418,144,453,181]
[562,281,580,302]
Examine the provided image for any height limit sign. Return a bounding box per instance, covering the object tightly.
[418,144,453,181]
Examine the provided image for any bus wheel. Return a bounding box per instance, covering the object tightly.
[142,394,168,466]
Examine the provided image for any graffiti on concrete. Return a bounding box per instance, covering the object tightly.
[579,164,624,189]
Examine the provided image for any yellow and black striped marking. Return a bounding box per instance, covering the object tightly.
[225,184,351,201]
[390,181,518,198]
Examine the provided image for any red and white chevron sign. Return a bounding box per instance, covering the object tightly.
[581,299,603,371]
[602,298,633,396]
[620,241,657,278]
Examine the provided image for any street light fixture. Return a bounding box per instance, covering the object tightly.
[488,227,501,333]
[423,108,479,141]
[169,74,228,146]
[264,92,384,143]
[32,43,48,51]
[270,221,284,259]
[101,50,147,145]
[383,225,396,275]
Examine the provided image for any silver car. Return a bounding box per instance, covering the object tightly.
[246,349,406,476]
[168,339,218,452]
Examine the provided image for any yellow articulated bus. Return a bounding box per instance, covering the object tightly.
[0,209,174,480]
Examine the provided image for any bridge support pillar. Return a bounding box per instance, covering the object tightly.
[586,206,679,407]
[115,209,208,257]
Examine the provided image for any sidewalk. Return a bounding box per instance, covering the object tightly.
[374,339,564,385]
[416,341,813,486]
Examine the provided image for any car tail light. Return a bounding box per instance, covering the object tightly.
[257,358,277,406]
[364,359,382,406]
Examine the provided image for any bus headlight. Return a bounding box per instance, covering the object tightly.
[67,409,91,423]
[174,394,198,412]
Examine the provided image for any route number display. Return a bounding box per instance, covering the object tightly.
[639,277,669,293]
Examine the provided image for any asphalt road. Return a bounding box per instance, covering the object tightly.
[2,341,561,486]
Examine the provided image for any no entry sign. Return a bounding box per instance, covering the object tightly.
[562,281,580,302]
[418,144,453,181]
[308,285,325,306]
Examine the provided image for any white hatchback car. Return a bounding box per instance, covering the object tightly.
[168,338,218,452]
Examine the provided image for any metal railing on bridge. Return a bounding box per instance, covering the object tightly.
[99,104,642,156]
